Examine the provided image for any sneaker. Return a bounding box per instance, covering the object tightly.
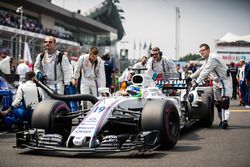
[222,120,228,129]
[219,121,222,128]
[245,105,250,109]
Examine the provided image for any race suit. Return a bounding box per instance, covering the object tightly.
[146,56,177,88]
[133,62,146,69]
[12,80,44,109]
[146,56,176,74]
[73,54,106,97]
[190,53,232,122]
[0,56,11,74]
[4,80,45,128]
[34,50,72,96]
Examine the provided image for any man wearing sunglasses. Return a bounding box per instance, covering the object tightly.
[188,43,232,129]
[34,36,72,97]
[146,47,176,76]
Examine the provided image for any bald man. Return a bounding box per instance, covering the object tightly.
[34,36,72,97]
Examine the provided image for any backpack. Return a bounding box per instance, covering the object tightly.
[39,51,64,81]
[40,51,64,65]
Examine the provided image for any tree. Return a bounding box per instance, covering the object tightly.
[179,53,201,61]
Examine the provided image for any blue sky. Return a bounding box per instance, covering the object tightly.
[52,0,250,59]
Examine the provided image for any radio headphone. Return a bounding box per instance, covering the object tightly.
[159,51,162,57]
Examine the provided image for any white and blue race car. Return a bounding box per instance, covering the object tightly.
[15,71,214,153]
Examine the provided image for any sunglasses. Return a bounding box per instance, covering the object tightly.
[199,48,207,52]
[151,53,159,56]
[44,41,53,44]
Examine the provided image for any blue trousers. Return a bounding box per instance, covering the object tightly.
[4,107,32,129]
[240,80,246,104]
[64,84,78,112]
[246,81,250,105]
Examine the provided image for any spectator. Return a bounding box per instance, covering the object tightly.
[238,59,246,106]
[101,52,115,90]
[0,9,75,41]
[182,65,194,79]
[188,62,197,73]
[229,62,238,99]
[33,36,72,98]
[176,64,183,79]
[244,61,250,109]
[16,59,30,84]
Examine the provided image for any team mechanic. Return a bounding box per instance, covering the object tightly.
[188,43,232,129]
[34,36,72,97]
[146,47,176,75]
[72,46,106,97]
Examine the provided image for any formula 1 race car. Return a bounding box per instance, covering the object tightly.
[15,71,214,153]
[0,72,25,130]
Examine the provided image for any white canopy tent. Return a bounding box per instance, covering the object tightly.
[218,32,250,43]
[216,32,250,64]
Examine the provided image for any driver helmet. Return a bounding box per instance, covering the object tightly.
[126,85,142,97]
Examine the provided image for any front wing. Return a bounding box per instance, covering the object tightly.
[15,129,161,153]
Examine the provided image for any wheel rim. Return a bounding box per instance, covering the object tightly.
[50,104,72,140]
[166,109,178,137]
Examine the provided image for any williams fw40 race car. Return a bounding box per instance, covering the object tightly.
[15,71,214,153]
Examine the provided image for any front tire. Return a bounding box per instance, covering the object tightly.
[141,100,180,149]
[32,100,72,140]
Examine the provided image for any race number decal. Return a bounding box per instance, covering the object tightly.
[93,106,106,113]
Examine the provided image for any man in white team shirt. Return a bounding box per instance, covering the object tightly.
[188,43,232,129]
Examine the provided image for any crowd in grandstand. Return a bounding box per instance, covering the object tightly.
[0,9,74,41]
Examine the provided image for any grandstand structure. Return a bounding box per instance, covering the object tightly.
[215,32,250,64]
[0,0,125,65]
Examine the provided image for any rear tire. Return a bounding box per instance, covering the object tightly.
[141,100,180,149]
[198,95,214,127]
[32,100,72,140]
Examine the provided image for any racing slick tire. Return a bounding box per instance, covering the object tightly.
[141,100,180,149]
[31,100,72,141]
[198,94,214,127]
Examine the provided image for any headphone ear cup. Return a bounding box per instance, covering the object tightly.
[159,51,162,57]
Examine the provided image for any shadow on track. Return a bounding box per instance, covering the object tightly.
[17,149,167,159]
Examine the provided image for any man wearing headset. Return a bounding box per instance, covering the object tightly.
[34,36,72,97]
[146,47,176,76]
[188,43,232,129]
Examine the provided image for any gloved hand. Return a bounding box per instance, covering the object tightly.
[64,84,70,95]
[186,77,192,84]
[36,71,43,80]
[190,81,198,91]
[36,71,47,81]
